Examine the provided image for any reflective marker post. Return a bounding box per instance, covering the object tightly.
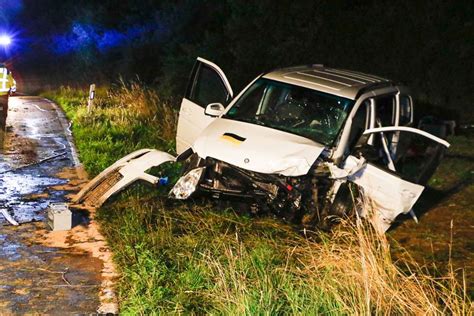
[87,83,96,112]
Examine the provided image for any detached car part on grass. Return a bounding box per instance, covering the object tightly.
[75,58,450,232]
[73,149,174,207]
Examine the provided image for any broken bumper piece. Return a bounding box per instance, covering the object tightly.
[73,149,175,207]
[169,167,205,200]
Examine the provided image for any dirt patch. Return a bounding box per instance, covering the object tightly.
[33,202,119,313]
[27,163,119,313]
[0,222,102,314]
[55,166,89,181]
[1,132,39,167]
[391,161,474,297]
[50,166,90,192]
[23,191,50,201]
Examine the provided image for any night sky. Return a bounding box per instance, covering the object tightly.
[1,1,164,55]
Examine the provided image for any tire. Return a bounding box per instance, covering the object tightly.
[317,183,356,231]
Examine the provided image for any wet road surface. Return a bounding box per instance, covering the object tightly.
[0,96,102,314]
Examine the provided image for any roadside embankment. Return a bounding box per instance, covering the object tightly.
[42,83,472,314]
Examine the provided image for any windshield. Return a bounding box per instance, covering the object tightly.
[224,78,354,145]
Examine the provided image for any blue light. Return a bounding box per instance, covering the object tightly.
[0,35,12,46]
[97,30,127,53]
[52,22,162,55]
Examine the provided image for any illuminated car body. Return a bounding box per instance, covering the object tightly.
[75,58,449,232]
[171,58,449,231]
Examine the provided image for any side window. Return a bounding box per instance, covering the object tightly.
[366,131,445,184]
[375,95,396,126]
[399,95,413,126]
[348,100,369,150]
[190,65,229,107]
[226,80,266,118]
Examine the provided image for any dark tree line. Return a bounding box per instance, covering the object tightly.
[12,0,474,121]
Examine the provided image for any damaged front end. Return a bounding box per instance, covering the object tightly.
[169,153,343,227]
[74,130,449,233]
[169,166,205,200]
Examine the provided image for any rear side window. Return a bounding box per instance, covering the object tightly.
[190,65,229,107]
[375,95,395,126]
[365,130,447,184]
[399,95,413,126]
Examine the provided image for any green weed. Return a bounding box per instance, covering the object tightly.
[41,81,177,176]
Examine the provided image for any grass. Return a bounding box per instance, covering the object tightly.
[42,81,177,176]
[390,133,474,299]
[42,83,472,314]
[98,194,470,315]
[428,135,473,190]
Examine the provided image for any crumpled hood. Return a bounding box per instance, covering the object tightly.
[192,118,326,176]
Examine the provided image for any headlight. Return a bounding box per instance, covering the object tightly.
[169,167,205,200]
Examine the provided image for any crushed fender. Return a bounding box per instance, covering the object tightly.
[73,149,175,207]
[327,156,424,232]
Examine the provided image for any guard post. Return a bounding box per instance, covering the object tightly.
[87,83,96,112]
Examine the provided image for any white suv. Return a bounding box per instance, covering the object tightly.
[76,57,449,232]
[171,58,449,231]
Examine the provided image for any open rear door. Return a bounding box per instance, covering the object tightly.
[336,126,450,231]
[176,57,233,154]
[340,155,425,232]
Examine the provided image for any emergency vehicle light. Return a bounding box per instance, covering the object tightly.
[0,35,12,46]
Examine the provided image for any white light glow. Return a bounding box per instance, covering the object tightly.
[0,35,12,46]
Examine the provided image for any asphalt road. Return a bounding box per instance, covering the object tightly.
[0,96,102,314]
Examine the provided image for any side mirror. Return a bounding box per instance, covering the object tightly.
[204,102,225,117]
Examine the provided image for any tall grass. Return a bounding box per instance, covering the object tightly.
[43,83,472,314]
[99,194,471,315]
[41,80,177,176]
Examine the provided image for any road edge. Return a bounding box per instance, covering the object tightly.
[40,97,119,313]
[44,98,81,167]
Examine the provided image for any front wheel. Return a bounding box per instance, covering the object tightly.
[317,183,357,231]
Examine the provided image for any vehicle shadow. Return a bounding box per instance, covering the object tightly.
[391,175,473,230]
